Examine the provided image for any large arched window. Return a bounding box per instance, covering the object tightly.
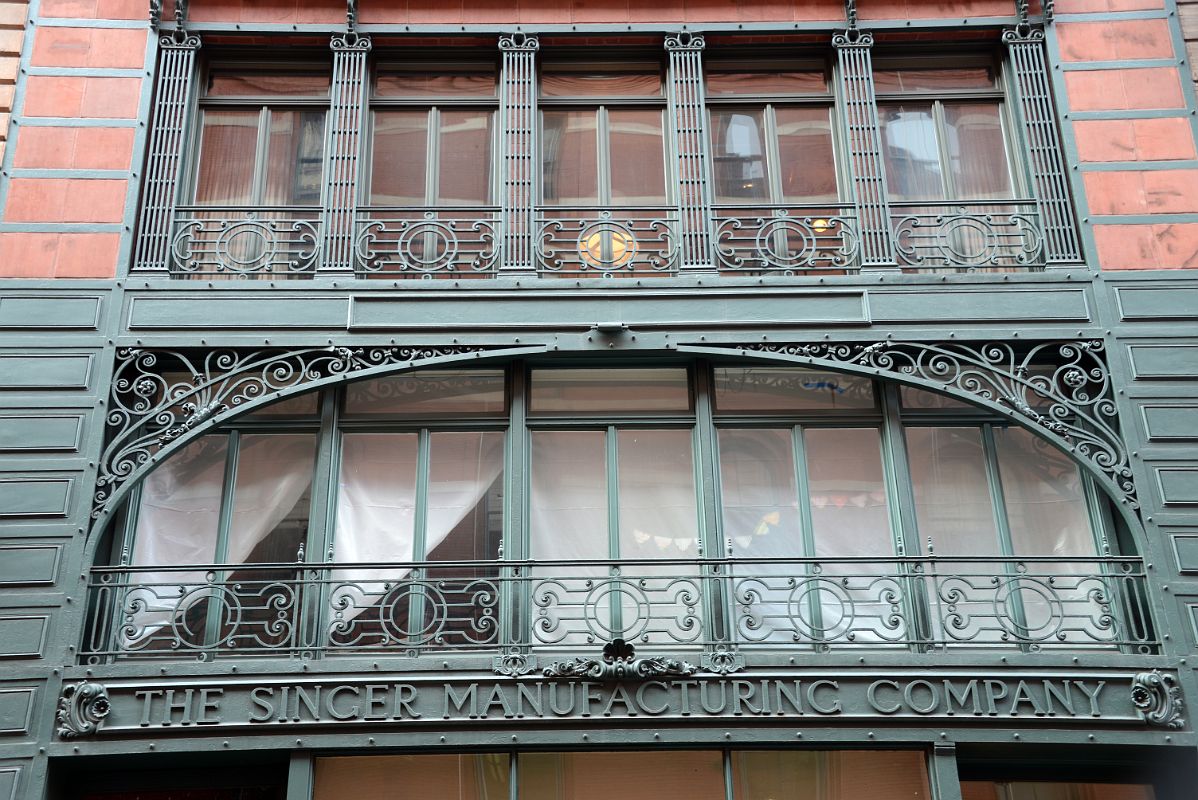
[83,361,1149,662]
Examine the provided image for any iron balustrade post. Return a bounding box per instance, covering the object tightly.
[132,32,201,275]
[321,33,372,275]
[833,30,897,270]
[499,32,540,275]
[666,32,716,273]
[1004,26,1083,266]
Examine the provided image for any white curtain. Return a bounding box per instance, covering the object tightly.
[127,434,316,648]
[328,432,504,632]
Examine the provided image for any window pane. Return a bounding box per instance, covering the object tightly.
[520,752,723,800]
[542,110,599,204]
[776,106,838,202]
[733,751,931,800]
[530,369,690,413]
[438,110,493,204]
[944,102,1013,199]
[804,428,891,558]
[710,108,769,203]
[905,427,999,554]
[707,68,828,96]
[206,71,329,97]
[994,427,1096,557]
[242,390,321,419]
[263,110,325,205]
[344,371,506,417]
[529,431,608,560]
[315,755,510,800]
[336,433,419,562]
[194,110,259,204]
[424,431,504,561]
[617,429,699,557]
[133,435,229,566]
[996,783,1156,800]
[873,66,997,94]
[608,109,666,204]
[226,434,316,564]
[900,385,974,410]
[880,103,945,202]
[719,428,804,557]
[541,69,662,97]
[714,367,875,412]
[370,110,429,205]
[375,70,496,97]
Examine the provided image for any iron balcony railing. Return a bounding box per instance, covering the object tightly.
[154,200,1056,277]
[81,555,1154,663]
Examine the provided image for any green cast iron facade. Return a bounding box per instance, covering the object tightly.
[3,1,1198,798]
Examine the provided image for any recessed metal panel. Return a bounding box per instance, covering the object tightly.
[1129,345,1198,380]
[0,355,92,390]
[0,617,47,659]
[0,478,73,517]
[128,297,352,329]
[0,546,60,585]
[0,688,34,735]
[0,415,83,453]
[0,297,101,329]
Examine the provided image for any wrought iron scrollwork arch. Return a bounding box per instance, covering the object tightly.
[90,343,550,537]
[680,339,1140,528]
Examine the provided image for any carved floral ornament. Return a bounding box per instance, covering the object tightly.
[93,338,1137,535]
[56,681,111,739]
[1131,670,1186,730]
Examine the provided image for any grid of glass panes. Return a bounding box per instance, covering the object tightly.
[108,363,1125,657]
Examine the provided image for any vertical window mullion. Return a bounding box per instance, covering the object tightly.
[597,106,612,206]
[981,423,1030,651]
[252,106,272,205]
[931,99,957,201]
[302,389,342,655]
[205,430,242,648]
[426,107,441,206]
[791,425,824,648]
[606,424,623,636]
[763,104,784,204]
[504,363,529,649]
[878,382,933,652]
[692,363,724,645]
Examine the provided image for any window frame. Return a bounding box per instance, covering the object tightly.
[872,51,1028,204]
[365,58,501,208]
[188,58,333,209]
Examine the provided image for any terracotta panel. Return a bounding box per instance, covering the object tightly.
[54,232,119,277]
[5,177,127,222]
[1083,171,1146,215]
[1057,20,1173,62]
[79,76,142,118]
[38,0,98,18]
[189,0,244,23]
[1134,117,1198,161]
[1055,0,1163,10]
[296,0,347,23]
[31,27,147,69]
[0,232,58,277]
[0,4,29,26]
[1142,170,1198,213]
[1073,120,1136,161]
[1095,222,1198,269]
[240,0,301,23]
[1065,67,1184,110]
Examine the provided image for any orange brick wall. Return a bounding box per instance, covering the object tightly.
[2,0,1197,276]
[0,0,144,278]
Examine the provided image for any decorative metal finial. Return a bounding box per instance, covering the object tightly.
[347,0,358,32]
[845,0,858,31]
[149,0,163,29]
[174,0,188,29]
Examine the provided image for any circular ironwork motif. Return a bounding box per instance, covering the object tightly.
[787,577,854,639]
[399,222,458,272]
[993,577,1064,641]
[756,217,816,268]
[577,223,638,270]
[934,215,998,266]
[169,586,242,649]
[215,221,278,271]
[584,579,651,640]
[378,583,448,643]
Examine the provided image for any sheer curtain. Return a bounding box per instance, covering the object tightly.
[127,434,316,648]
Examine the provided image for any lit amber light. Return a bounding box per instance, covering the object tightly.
[580,229,635,268]
[812,218,831,234]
